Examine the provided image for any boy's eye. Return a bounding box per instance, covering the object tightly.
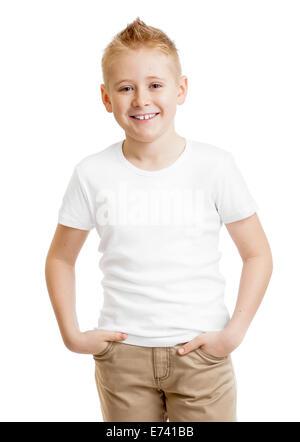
[119,83,162,92]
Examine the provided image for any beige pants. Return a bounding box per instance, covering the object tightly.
[93,341,237,422]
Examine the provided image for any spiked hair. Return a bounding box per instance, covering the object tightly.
[101,17,182,91]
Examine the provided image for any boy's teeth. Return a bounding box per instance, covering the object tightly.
[133,113,157,120]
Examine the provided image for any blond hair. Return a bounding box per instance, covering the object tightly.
[101,17,182,91]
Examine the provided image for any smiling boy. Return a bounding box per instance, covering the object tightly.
[45,17,273,422]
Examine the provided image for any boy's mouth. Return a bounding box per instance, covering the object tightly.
[130,112,160,122]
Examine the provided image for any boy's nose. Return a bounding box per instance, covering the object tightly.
[131,89,151,108]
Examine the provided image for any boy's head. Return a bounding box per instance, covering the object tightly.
[100,17,187,144]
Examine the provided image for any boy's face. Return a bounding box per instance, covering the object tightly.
[101,47,187,144]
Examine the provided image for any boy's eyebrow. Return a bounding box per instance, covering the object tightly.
[114,76,166,87]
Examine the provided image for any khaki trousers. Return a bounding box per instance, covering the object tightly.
[93,341,237,422]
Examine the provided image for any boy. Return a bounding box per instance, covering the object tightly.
[45,17,273,422]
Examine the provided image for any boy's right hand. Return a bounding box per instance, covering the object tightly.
[67,329,127,355]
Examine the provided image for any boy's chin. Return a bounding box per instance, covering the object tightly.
[124,133,164,143]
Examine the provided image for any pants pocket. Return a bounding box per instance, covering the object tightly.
[93,341,114,358]
[195,346,229,363]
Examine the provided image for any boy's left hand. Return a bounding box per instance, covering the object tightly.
[177,330,242,357]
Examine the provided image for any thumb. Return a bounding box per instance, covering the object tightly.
[178,335,205,355]
[107,331,127,342]
[93,328,127,342]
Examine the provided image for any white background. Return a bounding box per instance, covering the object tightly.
[0,0,299,422]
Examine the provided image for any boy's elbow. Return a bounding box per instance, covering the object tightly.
[244,250,273,273]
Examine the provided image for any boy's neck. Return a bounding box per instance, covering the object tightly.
[122,132,186,169]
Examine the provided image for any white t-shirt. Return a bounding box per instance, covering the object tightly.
[58,138,259,347]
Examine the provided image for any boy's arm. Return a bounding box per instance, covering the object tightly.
[45,224,89,349]
[178,212,273,357]
[45,224,127,353]
[223,212,273,345]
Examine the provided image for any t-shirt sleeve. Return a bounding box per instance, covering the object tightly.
[213,151,259,224]
[58,165,95,230]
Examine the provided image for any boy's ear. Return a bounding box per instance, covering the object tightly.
[100,84,113,113]
[177,75,188,105]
